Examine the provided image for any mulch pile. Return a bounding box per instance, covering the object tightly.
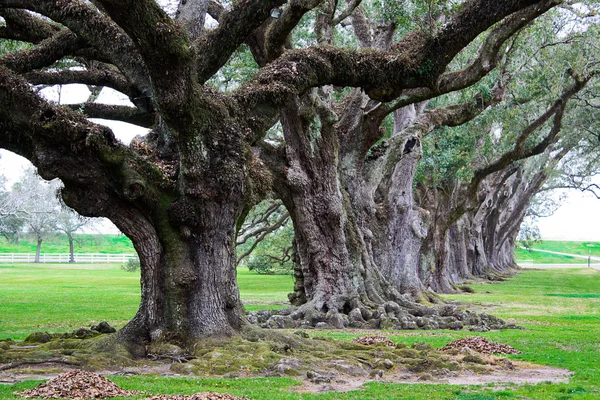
[440,337,521,354]
[145,395,249,400]
[16,370,138,399]
[351,335,396,347]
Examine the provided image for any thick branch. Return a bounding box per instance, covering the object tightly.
[0,0,151,91]
[332,0,361,25]
[384,0,560,113]
[207,0,225,21]
[24,68,138,98]
[0,8,60,43]
[0,30,82,73]
[262,0,323,63]
[66,103,154,128]
[376,85,506,190]
[469,72,592,195]
[195,0,286,82]
[176,0,208,41]
[239,0,556,115]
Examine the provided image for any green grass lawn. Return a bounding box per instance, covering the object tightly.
[529,241,600,257]
[0,264,292,339]
[514,240,600,264]
[0,234,135,254]
[1,265,600,399]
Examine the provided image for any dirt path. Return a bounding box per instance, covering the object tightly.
[1,360,571,394]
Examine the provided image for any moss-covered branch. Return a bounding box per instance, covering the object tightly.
[0,8,60,43]
[24,68,139,99]
[195,0,286,82]
[469,72,593,194]
[239,0,557,119]
[65,103,155,128]
[0,30,82,73]
[0,0,151,91]
[384,0,560,114]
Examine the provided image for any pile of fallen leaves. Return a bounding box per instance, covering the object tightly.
[440,337,521,354]
[17,370,138,399]
[146,394,249,400]
[351,335,395,347]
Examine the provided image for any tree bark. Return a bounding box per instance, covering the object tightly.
[35,236,42,263]
[68,233,75,263]
[276,95,397,317]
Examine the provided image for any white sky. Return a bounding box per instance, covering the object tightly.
[2,84,599,240]
[0,84,148,234]
[537,188,600,241]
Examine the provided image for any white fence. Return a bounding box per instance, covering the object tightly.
[0,253,138,263]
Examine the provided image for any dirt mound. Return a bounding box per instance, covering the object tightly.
[17,370,137,399]
[351,335,395,347]
[440,337,521,354]
[146,394,249,400]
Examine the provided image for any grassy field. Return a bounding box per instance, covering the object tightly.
[514,240,600,264]
[0,264,292,339]
[1,263,600,399]
[0,234,134,254]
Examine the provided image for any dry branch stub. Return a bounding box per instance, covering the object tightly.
[440,337,521,354]
[16,370,138,399]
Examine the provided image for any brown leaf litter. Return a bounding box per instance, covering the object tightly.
[440,337,521,354]
[16,370,138,399]
[351,335,396,347]
[15,370,251,400]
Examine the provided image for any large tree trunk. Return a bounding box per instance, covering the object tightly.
[369,133,431,299]
[278,95,397,318]
[101,203,245,354]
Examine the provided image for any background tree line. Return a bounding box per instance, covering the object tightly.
[0,167,94,262]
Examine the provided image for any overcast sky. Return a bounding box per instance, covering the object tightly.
[2,84,599,241]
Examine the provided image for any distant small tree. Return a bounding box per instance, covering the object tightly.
[517,218,542,252]
[55,205,94,262]
[11,169,60,262]
[0,175,25,242]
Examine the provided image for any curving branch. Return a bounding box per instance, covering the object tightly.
[195,0,286,82]
[469,71,594,195]
[384,0,560,114]
[207,0,225,21]
[375,83,508,191]
[0,8,60,43]
[65,103,155,128]
[332,0,362,26]
[0,30,82,73]
[0,0,151,91]
[261,0,323,63]
[24,68,140,98]
[236,203,290,265]
[238,0,557,117]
